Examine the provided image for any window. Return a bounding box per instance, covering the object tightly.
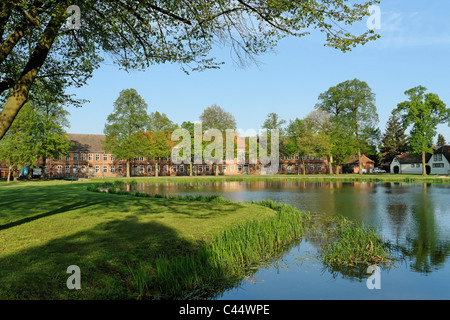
[140,156,145,161]
[111,155,115,161]
[81,153,86,161]
[88,154,93,161]
[103,154,108,161]
[310,164,314,171]
[57,165,62,174]
[222,165,227,172]
[317,164,322,172]
[302,155,307,160]
[179,165,184,173]
[65,165,70,173]
[103,165,107,173]
[287,156,292,160]
[294,155,299,160]
[65,155,70,161]
[281,165,286,171]
[140,165,144,173]
[238,165,242,172]
[147,165,152,173]
[434,154,443,161]
[433,163,444,168]
[416,164,421,168]
[198,165,203,173]
[172,165,177,173]
[205,165,210,172]
[95,154,100,161]
[309,154,314,160]
[45,166,48,174]
[118,165,123,173]
[164,165,168,173]
[81,166,86,173]
[73,165,78,174]
[58,156,63,161]
[95,165,100,173]
[73,153,78,161]
[295,164,299,172]
[111,165,115,173]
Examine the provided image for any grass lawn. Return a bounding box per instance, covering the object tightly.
[0,174,430,299]
[0,179,276,299]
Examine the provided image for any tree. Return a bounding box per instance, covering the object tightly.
[0,0,380,140]
[394,86,450,175]
[103,88,149,177]
[0,103,36,182]
[142,131,172,177]
[380,113,408,164]
[199,104,236,132]
[339,79,378,175]
[437,134,446,146]
[316,83,358,174]
[262,113,286,136]
[147,111,178,133]
[303,110,333,174]
[29,80,72,178]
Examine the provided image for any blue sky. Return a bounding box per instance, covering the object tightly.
[67,0,450,142]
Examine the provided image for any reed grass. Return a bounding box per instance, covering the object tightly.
[321,218,391,267]
[152,200,310,299]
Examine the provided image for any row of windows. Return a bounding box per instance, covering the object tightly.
[53,164,325,174]
[58,153,327,162]
[280,164,322,171]
[59,154,116,162]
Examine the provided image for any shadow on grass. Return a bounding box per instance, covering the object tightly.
[0,214,206,300]
[0,201,96,231]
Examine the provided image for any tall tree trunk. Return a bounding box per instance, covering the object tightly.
[329,154,334,175]
[358,148,363,175]
[422,150,427,176]
[0,2,69,140]
[126,159,130,178]
[189,162,192,176]
[7,165,11,183]
[41,155,47,179]
[155,159,159,177]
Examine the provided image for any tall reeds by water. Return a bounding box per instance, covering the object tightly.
[87,181,393,299]
[153,200,310,298]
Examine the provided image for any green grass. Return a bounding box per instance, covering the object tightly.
[0,177,398,299]
[152,200,310,299]
[0,179,276,299]
[320,217,392,268]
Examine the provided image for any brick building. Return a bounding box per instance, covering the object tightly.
[11,133,343,179]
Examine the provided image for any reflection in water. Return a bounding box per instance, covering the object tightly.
[134,180,450,275]
[131,180,450,299]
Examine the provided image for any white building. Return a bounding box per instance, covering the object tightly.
[390,146,450,175]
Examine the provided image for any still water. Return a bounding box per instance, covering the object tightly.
[133,180,450,299]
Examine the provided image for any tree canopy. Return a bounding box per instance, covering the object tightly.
[0,0,380,140]
[394,86,450,175]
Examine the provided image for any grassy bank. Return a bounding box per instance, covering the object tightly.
[0,180,276,299]
[82,173,450,185]
[0,179,393,299]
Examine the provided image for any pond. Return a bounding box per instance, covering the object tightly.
[131,180,450,299]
